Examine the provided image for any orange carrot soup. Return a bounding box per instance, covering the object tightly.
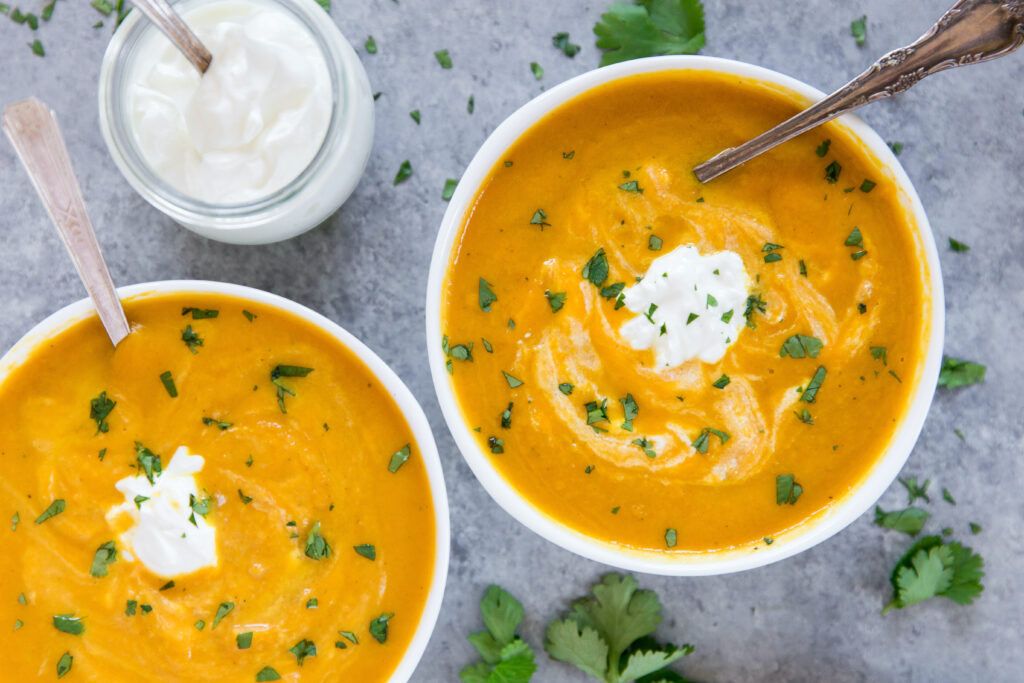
[0,292,435,681]
[440,70,931,554]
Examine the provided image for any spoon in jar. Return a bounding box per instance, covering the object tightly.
[694,0,1024,183]
[3,98,132,347]
[128,0,212,74]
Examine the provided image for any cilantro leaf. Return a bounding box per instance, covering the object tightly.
[89,540,118,577]
[90,391,116,433]
[304,521,331,560]
[582,248,610,287]
[479,278,498,312]
[370,612,394,643]
[883,536,984,613]
[546,290,567,313]
[461,585,537,682]
[545,619,609,680]
[776,474,803,505]
[594,0,705,66]
[779,334,824,359]
[874,506,930,536]
[937,356,986,389]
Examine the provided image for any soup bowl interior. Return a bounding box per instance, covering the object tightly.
[0,280,450,682]
[426,55,944,576]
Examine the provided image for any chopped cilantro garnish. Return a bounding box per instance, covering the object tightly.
[899,476,931,504]
[181,307,218,319]
[53,614,84,635]
[29,39,43,56]
[256,666,281,681]
[618,180,642,193]
[90,391,116,433]
[181,325,203,353]
[686,312,699,325]
[56,652,72,678]
[851,15,867,46]
[948,237,970,252]
[692,427,729,454]
[851,250,868,261]
[270,364,313,412]
[10,512,18,531]
[594,0,705,65]
[434,49,452,68]
[89,541,118,577]
[825,160,842,183]
[664,528,677,548]
[743,293,766,328]
[874,506,930,535]
[468,95,475,113]
[870,346,888,365]
[304,521,331,560]
[242,309,256,322]
[211,602,234,629]
[721,309,734,323]
[545,290,567,312]
[502,371,524,388]
[776,474,803,505]
[712,374,730,389]
[860,179,876,193]
[134,442,162,484]
[500,402,513,429]
[558,382,574,395]
[619,394,638,431]
[530,61,544,79]
[632,436,656,458]
[388,444,411,473]
[795,408,814,424]
[815,139,831,157]
[195,620,205,631]
[125,600,137,616]
[938,356,985,388]
[584,399,609,426]
[582,248,610,287]
[478,278,498,312]
[648,234,663,250]
[202,417,232,430]
[354,544,376,560]
[845,227,863,247]
[442,178,458,201]
[410,109,421,124]
[600,282,625,300]
[237,632,254,649]
[943,488,956,505]
[552,31,580,57]
[159,371,177,397]
[800,366,827,403]
[238,489,252,504]
[35,499,65,524]
[488,436,504,454]
[365,35,377,53]
[779,334,824,359]
[393,160,413,185]
[370,612,394,643]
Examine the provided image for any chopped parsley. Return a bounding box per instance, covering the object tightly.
[270,364,313,412]
[776,474,803,505]
[181,325,203,353]
[34,499,65,524]
[89,541,118,577]
[90,391,116,433]
[938,356,986,389]
[478,278,498,312]
[800,366,827,403]
[743,293,766,328]
[195,620,206,631]
[721,309,734,323]
[29,39,43,56]
[369,612,394,643]
[354,544,376,560]
[307,598,318,608]
[552,31,580,57]
[874,506,930,535]
[619,394,638,431]
[135,442,162,484]
[304,521,331,560]
[584,399,609,426]
[779,334,824,359]
[593,0,705,65]
[393,160,413,185]
[159,371,177,397]
[692,427,729,454]
[388,444,411,473]
[545,290,567,312]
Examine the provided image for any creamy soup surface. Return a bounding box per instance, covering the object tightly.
[1,292,435,681]
[441,69,930,554]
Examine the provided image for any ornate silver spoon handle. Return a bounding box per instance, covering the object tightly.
[694,0,1024,183]
[129,0,212,74]
[3,98,131,347]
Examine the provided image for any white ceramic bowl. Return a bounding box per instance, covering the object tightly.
[0,281,449,682]
[426,56,944,576]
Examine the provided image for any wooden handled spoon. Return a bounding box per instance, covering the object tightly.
[3,98,132,347]
[694,0,1024,183]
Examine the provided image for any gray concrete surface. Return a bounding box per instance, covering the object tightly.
[2,1,1023,681]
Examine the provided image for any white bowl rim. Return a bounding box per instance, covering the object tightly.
[425,55,944,577]
[0,280,449,681]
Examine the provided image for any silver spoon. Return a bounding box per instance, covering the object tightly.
[3,98,132,347]
[129,0,212,74]
[694,0,1024,183]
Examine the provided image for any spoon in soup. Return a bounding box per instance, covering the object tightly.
[128,0,212,74]
[3,98,132,346]
[694,0,1024,183]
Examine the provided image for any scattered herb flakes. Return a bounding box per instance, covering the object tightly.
[530,61,544,79]
[11,512,18,531]
[874,506,930,535]
[779,334,824,359]
[882,536,984,613]
[558,382,574,395]
[860,179,876,193]
[969,522,982,535]
[181,307,218,319]
[800,366,827,403]
[764,537,774,545]
[664,528,678,548]
[314,0,328,11]
[851,250,868,261]
[692,427,729,454]
[237,632,254,649]
[795,408,814,425]
[211,602,234,629]
[478,278,498,312]
[888,141,904,155]
[815,139,831,157]
[851,15,867,46]
[646,234,664,251]
[488,436,505,454]
[743,293,767,329]
[125,600,137,616]
[393,160,413,185]
[481,338,493,353]
[544,573,694,682]
[776,474,803,505]
[381,442,414,474]
[195,620,206,631]
[899,477,931,504]
[365,35,377,53]
[180,325,204,354]
[938,356,986,389]
[434,49,452,68]
[529,208,551,229]
[582,248,610,287]
[943,488,956,505]
[307,598,318,608]
[256,666,282,681]
[338,630,359,646]
[799,259,808,276]
[53,614,85,635]
[90,391,116,433]
[594,0,705,65]
[712,374,730,389]
[238,489,253,505]
[18,593,26,604]
[845,227,864,247]
[443,178,458,201]
[502,371,524,388]
[242,309,256,322]
[29,39,43,56]
[954,428,965,442]
[56,652,73,678]
[304,521,331,560]
[870,346,888,365]
[354,544,376,560]
[553,31,580,57]
[467,95,475,113]
[461,585,536,682]
[202,417,233,430]
[948,237,970,252]
[35,499,65,524]
[157,370,178,398]
[721,309,734,324]
[500,402,514,429]
[631,436,656,459]
[619,393,639,431]
[545,290,567,313]
[825,160,842,183]
[370,612,394,643]
[618,179,643,193]
[410,109,421,124]
[270,364,313,412]
[89,541,118,578]
[600,282,625,301]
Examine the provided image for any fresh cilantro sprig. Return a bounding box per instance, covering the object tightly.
[545,574,693,683]
[937,356,985,389]
[882,536,984,613]
[594,0,705,66]
[460,585,537,683]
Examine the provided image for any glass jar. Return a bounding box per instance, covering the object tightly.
[98,0,374,244]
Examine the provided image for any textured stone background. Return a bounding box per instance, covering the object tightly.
[1,1,1023,681]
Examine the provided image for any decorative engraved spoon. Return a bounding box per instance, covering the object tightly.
[129,0,212,74]
[694,0,1024,183]
[3,98,132,347]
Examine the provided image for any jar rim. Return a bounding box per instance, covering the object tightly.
[98,0,349,223]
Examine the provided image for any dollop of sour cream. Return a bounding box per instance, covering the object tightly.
[106,446,217,578]
[619,244,750,367]
[129,1,331,203]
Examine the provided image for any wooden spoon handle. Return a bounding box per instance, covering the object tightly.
[3,98,131,347]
